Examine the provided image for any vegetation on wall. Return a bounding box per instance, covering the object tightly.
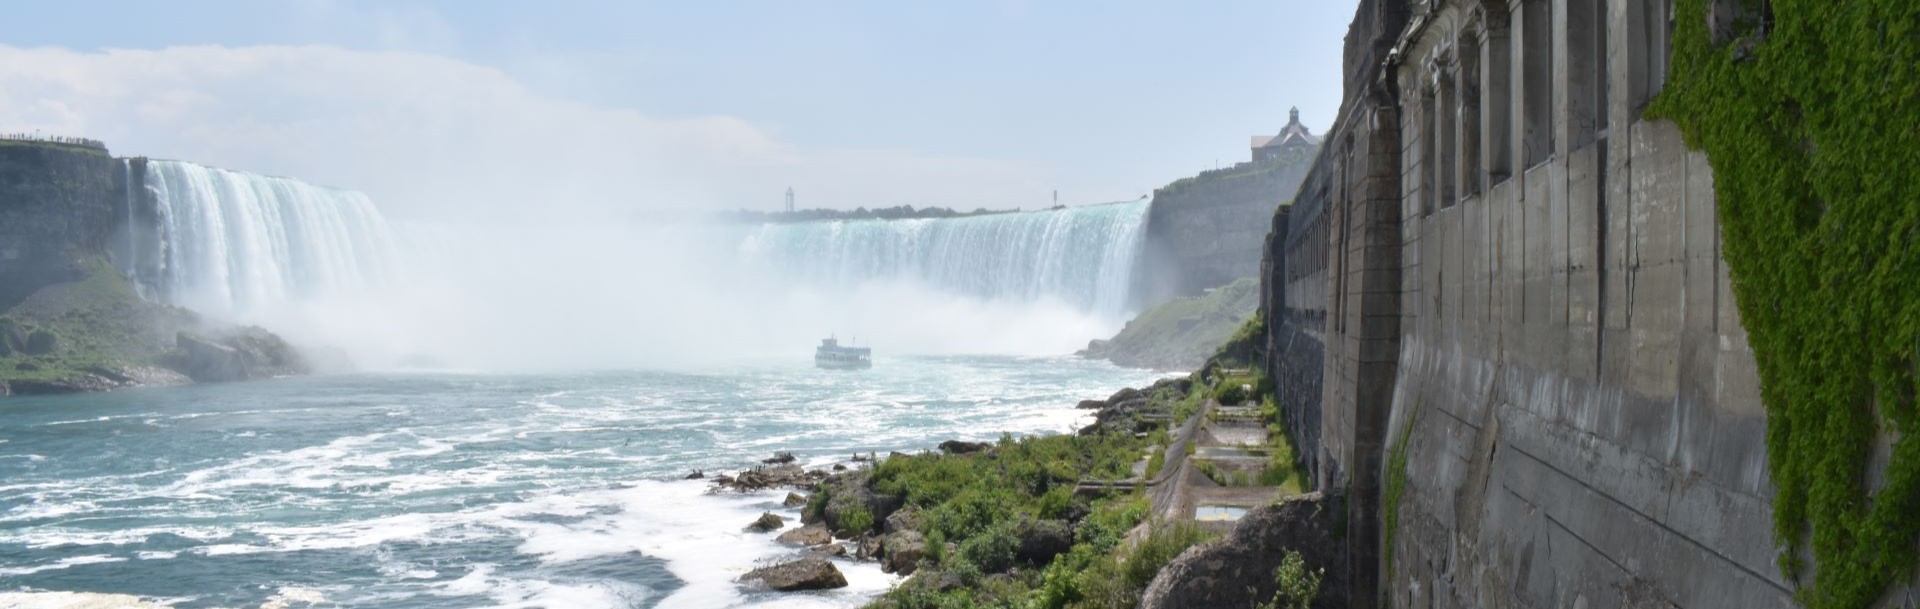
[1650,0,1920,606]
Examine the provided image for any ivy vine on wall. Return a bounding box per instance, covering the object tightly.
[1650,0,1919,606]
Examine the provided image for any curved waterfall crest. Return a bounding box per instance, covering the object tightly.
[738,198,1149,315]
[139,160,400,317]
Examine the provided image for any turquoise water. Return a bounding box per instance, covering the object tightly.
[0,356,1162,609]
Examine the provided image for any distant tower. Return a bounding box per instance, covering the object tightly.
[785,187,795,213]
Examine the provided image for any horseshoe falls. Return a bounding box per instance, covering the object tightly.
[137,159,400,319]
[736,199,1150,316]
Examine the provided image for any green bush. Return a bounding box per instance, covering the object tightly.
[841,506,874,536]
[956,523,1020,574]
[1258,550,1323,609]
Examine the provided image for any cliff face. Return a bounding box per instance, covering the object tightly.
[0,140,313,396]
[1133,152,1313,308]
[0,142,119,310]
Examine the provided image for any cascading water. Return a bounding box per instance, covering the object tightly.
[736,198,1150,315]
[140,160,399,319]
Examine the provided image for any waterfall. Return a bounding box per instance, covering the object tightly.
[141,160,399,318]
[737,198,1150,315]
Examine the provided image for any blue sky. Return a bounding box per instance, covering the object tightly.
[3,1,1356,214]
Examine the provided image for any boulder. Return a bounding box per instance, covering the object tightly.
[1016,519,1074,565]
[856,534,885,560]
[881,531,926,575]
[684,470,705,480]
[1140,492,1348,609]
[740,557,848,591]
[937,440,992,455]
[169,328,309,383]
[776,523,832,546]
[763,451,797,465]
[809,542,847,556]
[746,512,785,533]
[884,506,921,534]
[783,492,808,508]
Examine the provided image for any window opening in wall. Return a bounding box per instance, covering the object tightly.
[1569,0,1609,148]
[1459,33,1482,197]
[1439,77,1458,207]
[1485,11,1513,184]
[1521,0,1553,167]
[1421,93,1437,215]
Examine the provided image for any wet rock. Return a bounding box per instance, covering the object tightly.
[783,492,807,508]
[831,463,848,471]
[937,440,992,455]
[762,451,797,465]
[809,542,847,556]
[776,523,832,546]
[714,463,829,492]
[746,512,785,533]
[684,470,705,480]
[881,531,926,575]
[740,557,848,591]
[856,534,885,560]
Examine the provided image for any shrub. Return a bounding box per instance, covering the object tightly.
[956,523,1020,574]
[840,506,874,536]
[1257,550,1323,609]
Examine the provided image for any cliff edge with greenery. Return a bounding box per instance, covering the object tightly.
[1080,277,1258,371]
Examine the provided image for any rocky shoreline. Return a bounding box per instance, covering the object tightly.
[691,377,1192,601]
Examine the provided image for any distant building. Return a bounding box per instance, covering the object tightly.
[1250,107,1320,163]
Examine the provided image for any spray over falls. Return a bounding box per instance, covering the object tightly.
[738,199,1149,315]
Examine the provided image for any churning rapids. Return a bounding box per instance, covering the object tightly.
[0,358,1164,608]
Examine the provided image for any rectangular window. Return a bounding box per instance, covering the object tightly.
[1485,20,1513,183]
[1421,94,1437,215]
[1568,0,1608,148]
[1521,0,1553,167]
[1460,46,1482,196]
[1439,80,1457,207]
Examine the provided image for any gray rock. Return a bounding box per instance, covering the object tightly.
[883,506,920,534]
[783,492,807,508]
[746,512,784,533]
[809,542,847,556]
[740,556,848,591]
[776,523,832,546]
[937,440,992,454]
[881,531,926,575]
[1016,519,1074,565]
[1140,492,1347,609]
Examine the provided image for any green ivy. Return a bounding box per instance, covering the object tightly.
[1649,0,1920,606]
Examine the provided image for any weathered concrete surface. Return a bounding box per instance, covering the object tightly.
[1256,1,1787,608]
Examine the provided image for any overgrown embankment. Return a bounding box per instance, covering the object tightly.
[1080,277,1258,371]
[793,312,1331,608]
[1652,0,1920,606]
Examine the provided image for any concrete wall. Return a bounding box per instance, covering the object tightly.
[1263,1,1787,608]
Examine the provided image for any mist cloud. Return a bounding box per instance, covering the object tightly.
[0,44,1054,218]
